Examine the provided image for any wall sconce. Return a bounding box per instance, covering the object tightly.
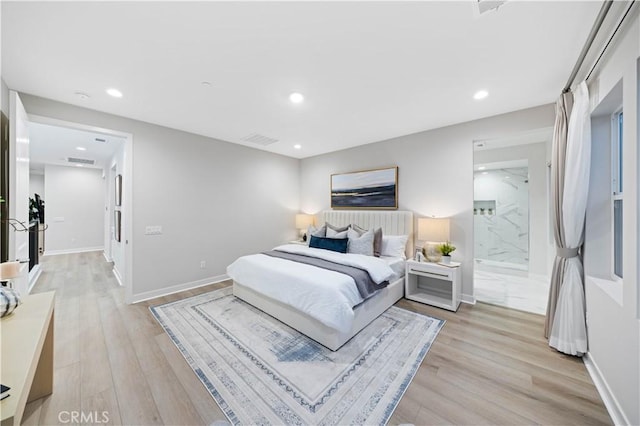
[418,217,450,262]
[295,214,314,241]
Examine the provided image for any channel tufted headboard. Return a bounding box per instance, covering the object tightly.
[320,210,414,258]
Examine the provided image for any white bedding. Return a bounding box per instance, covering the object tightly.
[381,256,406,282]
[226,244,395,333]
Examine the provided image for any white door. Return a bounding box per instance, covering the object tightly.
[8,91,30,295]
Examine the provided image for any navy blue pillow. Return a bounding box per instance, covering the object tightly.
[309,235,348,254]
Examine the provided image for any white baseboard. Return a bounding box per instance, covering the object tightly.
[28,264,42,293]
[112,267,124,287]
[44,246,104,256]
[130,274,230,304]
[583,352,630,425]
[103,251,113,263]
[461,293,476,305]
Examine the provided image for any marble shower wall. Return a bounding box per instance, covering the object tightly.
[474,167,529,268]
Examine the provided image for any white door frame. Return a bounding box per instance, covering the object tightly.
[28,114,134,303]
[8,91,31,295]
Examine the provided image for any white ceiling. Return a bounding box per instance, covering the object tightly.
[29,122,125,173]
[2,1,601,159]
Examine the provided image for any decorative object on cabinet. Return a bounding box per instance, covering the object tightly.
[0,287,21,317]
[331,167,398,209]
[295,214,314,241]
[115,174,123,207]
[405,260,461,311]
[437,242,456,264]
[417,217,450,262]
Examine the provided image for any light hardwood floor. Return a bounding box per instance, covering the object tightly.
[23,251,611,425]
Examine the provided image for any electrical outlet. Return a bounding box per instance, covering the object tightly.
[200,261,206,268]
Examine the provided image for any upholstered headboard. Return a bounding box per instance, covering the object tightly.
[320,210,414,258]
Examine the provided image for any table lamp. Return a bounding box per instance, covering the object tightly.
[0,261,21,289]
[418,217,450,262]
[295,214,314,241]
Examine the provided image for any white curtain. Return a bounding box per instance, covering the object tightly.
[549,81,590,355]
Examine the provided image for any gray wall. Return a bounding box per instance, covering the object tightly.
[300,104,555,301]
[20,94,300,300]
[29,172,44,199]
[1,78,8,114]
[583,13,640,425]
[44,164,104,254]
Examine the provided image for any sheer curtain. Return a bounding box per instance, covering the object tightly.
[547,81,591,356]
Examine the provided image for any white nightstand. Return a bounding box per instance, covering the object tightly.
[405,260,461,311]
[288,240,308,245]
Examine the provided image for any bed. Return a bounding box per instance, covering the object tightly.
[228,210,413,351]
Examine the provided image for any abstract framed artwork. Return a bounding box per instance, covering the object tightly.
[331,166,398,209]
[114,210,121,242]
[115,174,122,207]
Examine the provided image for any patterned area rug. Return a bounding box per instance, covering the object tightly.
[151,287,444,425]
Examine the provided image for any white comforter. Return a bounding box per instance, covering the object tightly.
[226,244,395,333]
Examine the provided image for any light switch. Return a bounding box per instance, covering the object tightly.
[145,226,163,235]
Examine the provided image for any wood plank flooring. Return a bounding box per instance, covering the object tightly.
[23,251,611,425]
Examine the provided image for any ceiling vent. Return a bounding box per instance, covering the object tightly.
[476,0,506,15]
[67,157,95,165]
[94,137,106,143]
[241,133,279,146]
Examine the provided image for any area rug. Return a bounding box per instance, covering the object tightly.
[150,287,444,425]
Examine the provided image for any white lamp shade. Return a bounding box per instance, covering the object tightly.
[418,217,450,242]
[0,261,21,280]
[295,214,314,230]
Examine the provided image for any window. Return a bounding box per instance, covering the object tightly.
[612,110,623,278]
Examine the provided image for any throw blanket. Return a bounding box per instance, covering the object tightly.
[262,250,388,300]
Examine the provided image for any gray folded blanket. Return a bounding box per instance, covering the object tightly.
[262,250,389,300]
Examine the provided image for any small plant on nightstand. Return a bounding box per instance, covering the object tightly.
[438,242,456,263]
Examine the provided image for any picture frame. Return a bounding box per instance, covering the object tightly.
[414,248,422,262]
[114,210,121,242]
[330,166,398,209]
[115,174,122,207]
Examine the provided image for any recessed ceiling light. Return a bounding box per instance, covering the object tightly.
[106,88,123,98]
[482,171,488,175]
[75,91,90,100]
[478,166,486,170]
[473,90,489,100]
[76,147,86,151]
[294,144,302,150]
[289,92,304,104]
[201,81,212,87]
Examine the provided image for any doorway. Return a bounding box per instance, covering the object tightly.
[472,130,553,315]
[27,113,133,300]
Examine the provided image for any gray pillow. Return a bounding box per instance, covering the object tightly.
[326,222,349,233]
[326,227,348,239]
[347,228,374,256]
[351,224,383,257]
[307,224,327,245]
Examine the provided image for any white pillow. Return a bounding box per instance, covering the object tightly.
[347,228,374,256]
[380,235,408,258]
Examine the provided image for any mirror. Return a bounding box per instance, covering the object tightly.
[472,128,553,314]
